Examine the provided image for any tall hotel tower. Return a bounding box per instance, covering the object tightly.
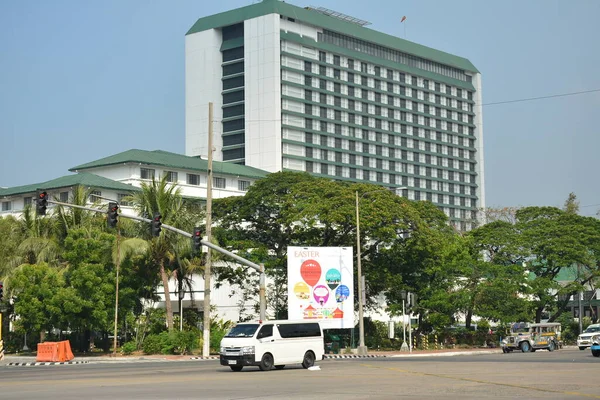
[185,0,484,230]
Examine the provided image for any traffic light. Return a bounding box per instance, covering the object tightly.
[151,213,162,237]
[36,190,48,216]
[192,227,202,255]
[0,281,4,302]
[107,202,119,229]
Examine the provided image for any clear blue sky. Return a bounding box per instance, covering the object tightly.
[1,0,599,216]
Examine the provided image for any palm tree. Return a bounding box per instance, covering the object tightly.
[127,175,189,331]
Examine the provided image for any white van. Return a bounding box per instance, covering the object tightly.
[219,320,324,371]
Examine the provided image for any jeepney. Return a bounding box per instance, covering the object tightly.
[501,322,562,353]
[591,334,600,357]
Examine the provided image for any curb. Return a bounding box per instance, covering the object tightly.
[7,360,90,367]
[324,354,386,359]
[189,356,220,360]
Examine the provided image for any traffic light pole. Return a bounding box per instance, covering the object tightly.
[44,200,268,319]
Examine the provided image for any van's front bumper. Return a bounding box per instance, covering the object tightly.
[220,354,256,367]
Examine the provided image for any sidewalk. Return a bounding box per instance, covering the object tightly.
[1,347,501,366]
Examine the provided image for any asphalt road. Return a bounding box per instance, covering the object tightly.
[1,349,599,399]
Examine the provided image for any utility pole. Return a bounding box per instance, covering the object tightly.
[203,102,214,358]
[113,222,121,356]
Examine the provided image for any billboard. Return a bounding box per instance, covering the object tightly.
[287,246,354,329]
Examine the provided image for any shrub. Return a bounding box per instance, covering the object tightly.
[142,334,162,355]
[121,341,137,355]
[142,331,200,355]
[170,330,198,355]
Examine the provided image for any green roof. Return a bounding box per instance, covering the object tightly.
[186,0,478,73]
[0,173,140,198]
[69,149,270,179]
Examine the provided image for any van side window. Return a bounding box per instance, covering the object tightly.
[277,323,321,338]
[257,325,273,339]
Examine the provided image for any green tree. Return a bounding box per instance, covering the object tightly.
[7,263,64,340]
[126,175,196,331]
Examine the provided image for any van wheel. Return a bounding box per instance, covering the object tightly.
[579,347,586,351]
[275,365,285,370]
[230,366,243,372]
[592,350,600,357]
[520,341,531,353]
[302,351,315,369]
[259,353,274,371]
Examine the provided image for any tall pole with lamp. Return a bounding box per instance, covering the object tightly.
[355,186,406,356]
[400,290,408,352]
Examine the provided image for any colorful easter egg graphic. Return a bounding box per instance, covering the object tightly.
[335,285,350,303]
[293,282,310,300]
[325,268,341,290]
[300,259,322,287]
[313,285,329,305]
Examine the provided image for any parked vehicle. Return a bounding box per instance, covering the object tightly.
[501,322,562,353]
[590,333,600,357]
[219,320,324,371]
[577,324,600,350]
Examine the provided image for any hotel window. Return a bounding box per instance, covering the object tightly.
[214,177,226,189]
[60,192,69,202]
[117,193,133,207]
[141,168,155,180]
[187,174,200,185]
[165,171,178,182]
[2,201,11,211]
[238,180,250,191]
[89,190,101,202]
[24,196,32,206]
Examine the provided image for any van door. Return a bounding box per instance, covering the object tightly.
[255,324,275,364]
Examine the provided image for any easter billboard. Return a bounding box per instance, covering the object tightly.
[287,247,354,329]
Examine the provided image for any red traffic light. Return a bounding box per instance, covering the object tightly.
[39,192,46,199]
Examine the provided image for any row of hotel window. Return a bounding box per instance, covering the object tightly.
[281,39,472,93]
[282,73,476,127]
[286,121,475,148]
[287,56,474,107]
[301,133,476,161]
[301,164,477,197]
[1,191,132,212]
[317,31,471,83]
[282,82,474,120]
[139,168,251,191]
[288,147,477,180]
[283,123,477,162]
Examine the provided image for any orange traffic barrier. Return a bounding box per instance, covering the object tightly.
[36,340,75,362]
[57,340,74,362]
[36,342,59,362]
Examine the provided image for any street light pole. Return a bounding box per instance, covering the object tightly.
[355,190,367,355]
[400,290,408,352]
[355,186,407,356]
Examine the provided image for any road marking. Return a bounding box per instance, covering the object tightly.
[359,363,600,399]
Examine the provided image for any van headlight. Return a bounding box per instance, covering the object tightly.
[220,346,226,354]
[592,335,600,345]
[241,346,255,354]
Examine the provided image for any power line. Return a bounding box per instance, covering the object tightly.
[481,88,600,106]
[580,203,600,208]
[209,88,600,123]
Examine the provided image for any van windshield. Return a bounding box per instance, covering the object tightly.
[225,324,260,338]
[584,326,600,333]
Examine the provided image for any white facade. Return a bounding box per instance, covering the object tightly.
[184,5,485,231]
[185,28,223,159]
[244,14,283,172]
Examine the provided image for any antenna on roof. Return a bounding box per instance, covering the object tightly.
[306,6,371,26]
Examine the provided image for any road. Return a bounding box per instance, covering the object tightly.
[1,349,599,399]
